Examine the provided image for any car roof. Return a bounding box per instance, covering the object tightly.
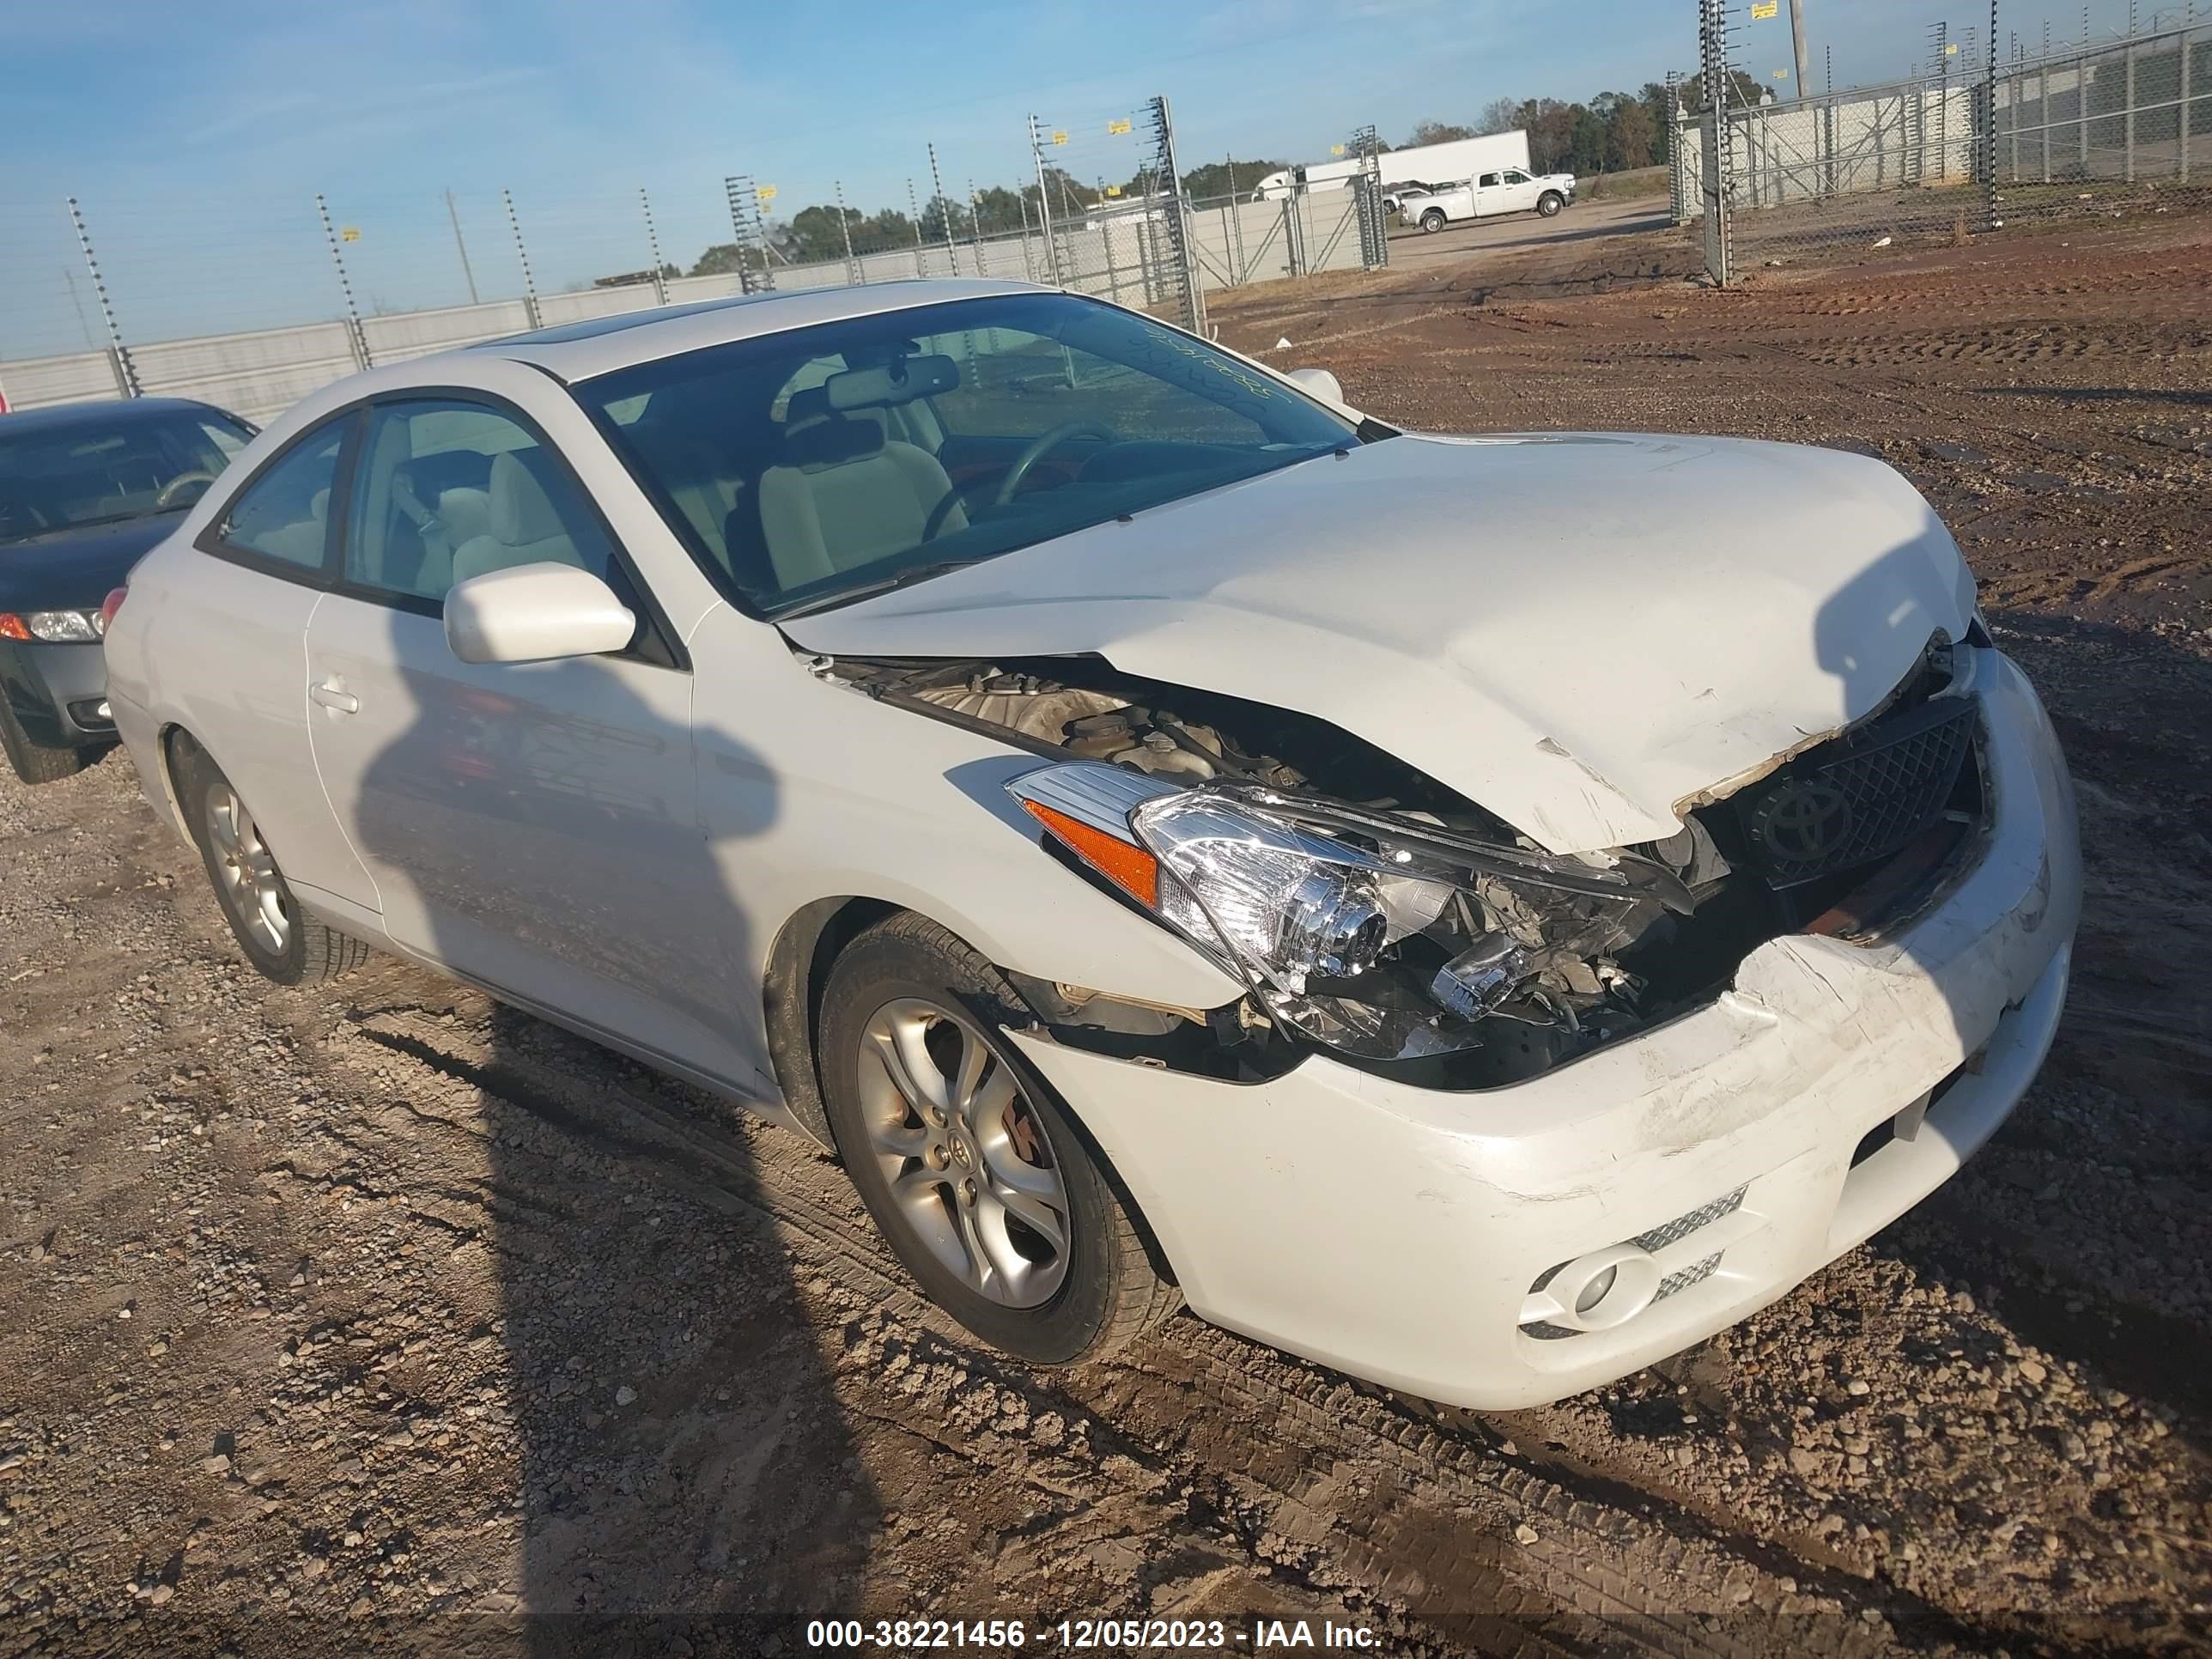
[0,395,239,435]
[472,276,1050,384]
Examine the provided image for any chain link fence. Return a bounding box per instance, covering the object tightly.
[0,94,1389,422]
[1675,6,2212,277]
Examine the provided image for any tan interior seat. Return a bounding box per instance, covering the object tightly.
[434,487,490,556]
[625,380,756,565]
[449,453,580,586]
[250,485,331,565]
[757,416,964,591]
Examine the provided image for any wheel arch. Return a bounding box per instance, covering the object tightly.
[777,899,1184,1301]
[759,896,1182,1291]
[762,895,903,1152]
[152,722,204,841]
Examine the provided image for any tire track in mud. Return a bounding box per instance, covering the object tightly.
[313,1001,2010,1657]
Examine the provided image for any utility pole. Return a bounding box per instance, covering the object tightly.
[66,197,137,396]
[314,192,373,368]
[1028,113,1064,285]
[1788,0,1812,101]
[906,177,929,276]
[927,142,961,276]
[834,179,860,284]
[640,188,669,304]
[445,189,480,306]
[502,188,541,330]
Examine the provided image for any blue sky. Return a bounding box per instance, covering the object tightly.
[0,0,2153,356]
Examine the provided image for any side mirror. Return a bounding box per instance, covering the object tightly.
[1285,366,1358,417]
[444,562,635,665]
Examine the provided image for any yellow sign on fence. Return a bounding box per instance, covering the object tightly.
[1750,1,1778,18]
[1107,118,1131,135]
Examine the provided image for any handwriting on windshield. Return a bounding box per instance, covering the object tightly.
[1138,324,1278,401]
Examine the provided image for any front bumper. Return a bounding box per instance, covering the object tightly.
[1011,653,2080,1409]
[0,638,114,746]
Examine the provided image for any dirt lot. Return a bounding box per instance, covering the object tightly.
[3,219,2209,1656]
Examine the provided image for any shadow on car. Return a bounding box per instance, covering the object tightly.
[345,640,880,1650]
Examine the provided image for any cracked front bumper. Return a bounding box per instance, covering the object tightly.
[1010,653,2080,1409]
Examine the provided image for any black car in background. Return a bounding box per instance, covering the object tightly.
[0,398,254,783]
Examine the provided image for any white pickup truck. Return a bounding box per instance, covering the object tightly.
[1399,167,1577,232]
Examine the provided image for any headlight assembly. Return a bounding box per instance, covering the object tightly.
[0,609,105,643]
[1008,763,1691,1061]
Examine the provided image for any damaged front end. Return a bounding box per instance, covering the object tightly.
[808,644,1989,1089]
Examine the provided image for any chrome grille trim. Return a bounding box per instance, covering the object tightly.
[1629,1186,1747,1255]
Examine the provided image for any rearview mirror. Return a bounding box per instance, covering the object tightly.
[445,562,635,665]
[1285,366,1357,416]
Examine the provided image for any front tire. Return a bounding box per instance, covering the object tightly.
[1537,191,1565,217]
[1419,209,1446,234]
[0,699,98,785]
[173,735,370,986]
[818,911,1177,1364]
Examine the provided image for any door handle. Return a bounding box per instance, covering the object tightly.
[311,679,359,714]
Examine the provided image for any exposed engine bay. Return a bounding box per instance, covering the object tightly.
[809,645,1986,1088]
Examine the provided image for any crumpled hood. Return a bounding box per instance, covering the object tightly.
[785,432,1978,854]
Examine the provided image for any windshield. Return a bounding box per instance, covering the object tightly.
[580,292,1371,619]
[0,409,250,546]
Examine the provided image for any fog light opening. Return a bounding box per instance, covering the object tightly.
[1540,1245,1662,1334]
[1575,1265,1618,1316]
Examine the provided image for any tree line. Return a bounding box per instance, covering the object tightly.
[603,70,1763,284]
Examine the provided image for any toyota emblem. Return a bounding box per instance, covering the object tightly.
[1753,778,1853,863]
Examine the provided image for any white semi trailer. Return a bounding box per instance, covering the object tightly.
[1250,131,1533,201]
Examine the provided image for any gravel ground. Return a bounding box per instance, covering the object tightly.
[3,218,2209,1656]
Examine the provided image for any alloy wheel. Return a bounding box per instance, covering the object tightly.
[858,998,1071,1308]
[205,788,290,955]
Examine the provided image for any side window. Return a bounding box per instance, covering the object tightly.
[1504,169,1530,185]
[217,420,347,569]
[1478,173,1501,188]
[199,421,249,461]
[343,398,620,605]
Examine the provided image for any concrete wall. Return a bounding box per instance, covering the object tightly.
[1674,82,1981,216]
[0,193,1376,426]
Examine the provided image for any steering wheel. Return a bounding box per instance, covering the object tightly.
[155,471,216,510]
[994,422,1116,507]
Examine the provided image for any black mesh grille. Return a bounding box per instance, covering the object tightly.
[1737,697,1977,888]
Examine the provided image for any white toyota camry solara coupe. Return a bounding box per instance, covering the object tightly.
[100,280,2079,1408]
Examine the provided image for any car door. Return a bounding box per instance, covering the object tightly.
[172,413,380,923]
[301,392,764,1089]
[1469,172,1505,216]
[1495,168,1543,214]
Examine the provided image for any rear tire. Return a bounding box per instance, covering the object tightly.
[1537,191,1565,217]
[173,735,371,986]
[0,700,97,785]
[817,910,1178,1365]
[1419,209,1446,234]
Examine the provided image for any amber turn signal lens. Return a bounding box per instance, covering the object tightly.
[1019,799,1160,908]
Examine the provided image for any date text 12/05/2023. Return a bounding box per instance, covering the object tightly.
[805,1617,1382,1649]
